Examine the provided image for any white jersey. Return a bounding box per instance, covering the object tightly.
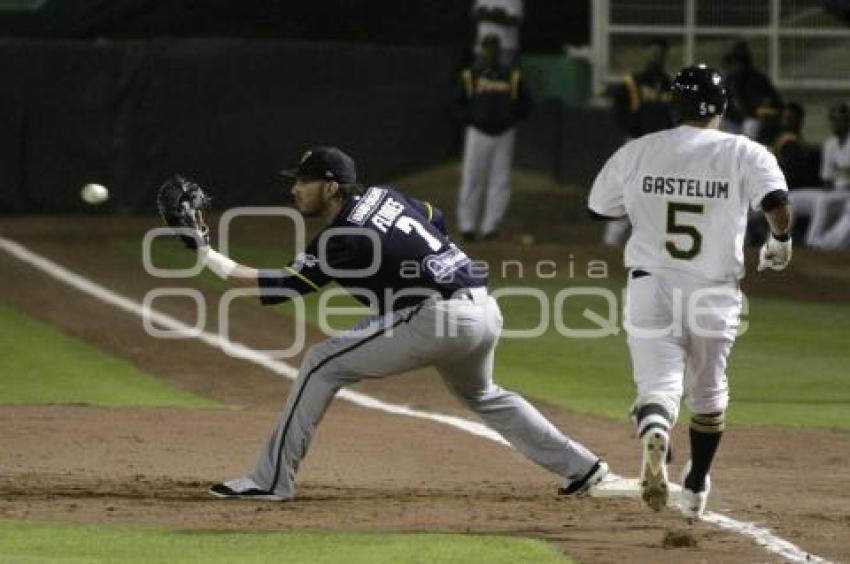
[589,125,787,282]
[820,134,850,191]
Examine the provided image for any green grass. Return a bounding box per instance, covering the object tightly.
[491,275,850,429]
[120,238,850,430]
[725,297,850,427]
[0,521,573,564]
[115,237,369,331]
[0,302,220,408]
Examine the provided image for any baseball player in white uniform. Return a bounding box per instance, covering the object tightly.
[588,65,793,519]
[820,103,850,192]
[785,103,850,248]
[805,103,850,249]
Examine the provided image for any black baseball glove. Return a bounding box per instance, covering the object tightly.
[157,175,211,250]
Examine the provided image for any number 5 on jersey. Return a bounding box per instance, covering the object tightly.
[666,202,704,260]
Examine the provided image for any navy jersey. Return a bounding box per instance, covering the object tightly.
[613,68,674,139]
[454,62,531,136]
[258,187,487,313]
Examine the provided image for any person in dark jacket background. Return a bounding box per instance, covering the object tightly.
[454,33,531,241]
[722,41,783,140]
[612,37,674,140]
[604,37,674,246]
[772,102,818,189]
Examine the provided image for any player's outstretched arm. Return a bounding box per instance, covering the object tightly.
[199,246,259,288]
[156,174,261,288]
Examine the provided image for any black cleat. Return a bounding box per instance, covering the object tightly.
[557,460,610,497]
[209,477,288,501]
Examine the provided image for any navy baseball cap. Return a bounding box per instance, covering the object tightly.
[280,146,357,184]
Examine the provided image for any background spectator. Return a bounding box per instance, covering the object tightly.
[603,38,673,247]
[612,37,674,140]
[821,102,850,191]
[454,34,531,241]
[789,103,850,248]
[772,102,816,189]
[722,41,782,140]
[471,0,524,64]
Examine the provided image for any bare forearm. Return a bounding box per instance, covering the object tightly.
[765,204,792,237]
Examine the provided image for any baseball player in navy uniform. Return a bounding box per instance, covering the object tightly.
[455,34,530,241]
[162,146,607,501]
[588,67,792,518]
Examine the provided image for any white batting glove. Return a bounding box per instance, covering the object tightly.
[757,234,792,272]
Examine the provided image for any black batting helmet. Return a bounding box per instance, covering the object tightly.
[671,64,727,122]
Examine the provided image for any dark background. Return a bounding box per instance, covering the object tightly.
[0,1,590,50]
[0,1,608,214]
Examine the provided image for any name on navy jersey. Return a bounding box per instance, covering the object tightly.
[475,77,512,93]
[347,187,387,225]
[371,197,406,233]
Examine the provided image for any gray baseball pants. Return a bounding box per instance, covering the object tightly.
[249,287,599,498]
[458,127,516,236]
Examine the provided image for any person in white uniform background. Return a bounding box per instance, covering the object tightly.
[588,65,793,519]
[471,0,523,65]
[454,34,531,242]
[807,102,850,248]
[788,102,850,248]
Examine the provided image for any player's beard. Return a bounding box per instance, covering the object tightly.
[296,200,320,218]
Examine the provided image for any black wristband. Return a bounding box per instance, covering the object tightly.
[772,232,791,242]
[761,189,789,212]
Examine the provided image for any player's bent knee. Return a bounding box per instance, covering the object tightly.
[690,411,726,434]
[687,389,729,416]
[451,383,501,407]
[301,343,329,370]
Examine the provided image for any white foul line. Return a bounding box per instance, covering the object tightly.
[0,236,507,447]
[0,236,832,564]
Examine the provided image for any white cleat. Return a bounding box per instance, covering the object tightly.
[679,460,710,520]
[639,429,670,512]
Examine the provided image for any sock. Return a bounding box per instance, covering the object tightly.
[685,412,725,492]
[635,403,673,438]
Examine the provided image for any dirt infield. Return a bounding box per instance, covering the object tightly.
[1,216,848,563]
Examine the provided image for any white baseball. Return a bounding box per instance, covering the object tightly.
[80,183,109,205]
